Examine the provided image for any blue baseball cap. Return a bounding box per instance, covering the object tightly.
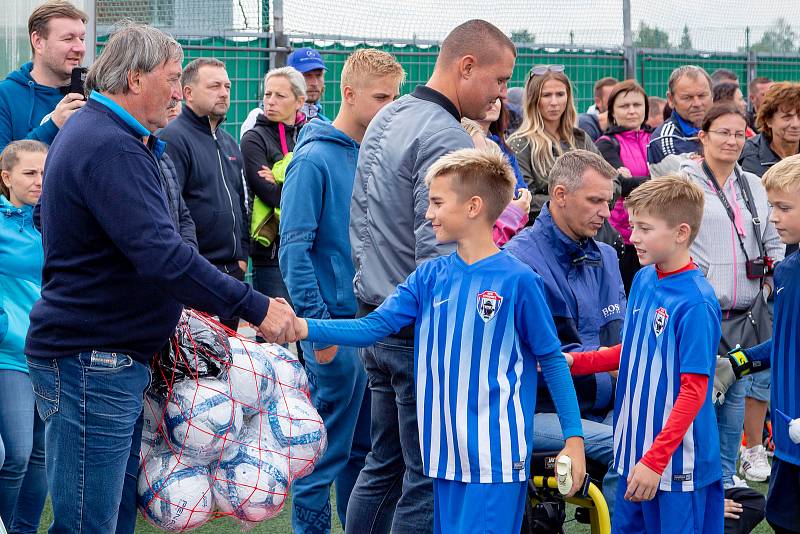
[287,48,327,73]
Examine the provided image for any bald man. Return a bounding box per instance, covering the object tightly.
[346,20,516,534]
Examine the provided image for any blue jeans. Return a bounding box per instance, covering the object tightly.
[344,336,433,534]
[292,342,371,533]
[532,412,618,515]
[716,376,746,488]
[0,370,47,534]
[252,263,291,303]
[26,352,150,534]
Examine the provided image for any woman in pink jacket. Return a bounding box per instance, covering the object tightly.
[595,80,652,293]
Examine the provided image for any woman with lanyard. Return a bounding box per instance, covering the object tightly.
[240,67,306,327]
[680,103,784,495]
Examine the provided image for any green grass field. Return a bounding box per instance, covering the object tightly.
[35,480,772,533]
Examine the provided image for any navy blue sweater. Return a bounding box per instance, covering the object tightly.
[25,95,269,363]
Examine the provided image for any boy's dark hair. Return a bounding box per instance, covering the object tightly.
[712,81,740,103]
[710,68,739,86]
[625,175,705,244]
[425,147,516,222]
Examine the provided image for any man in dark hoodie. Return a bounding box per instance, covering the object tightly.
[280,49,405,534]
[0,1,87,150]
[160,58,250,330]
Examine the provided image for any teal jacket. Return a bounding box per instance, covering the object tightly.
[0,62,64,149]
[0,195,43,372]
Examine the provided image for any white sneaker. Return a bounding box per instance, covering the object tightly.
[730,474,749,488]
[739,445,771,482]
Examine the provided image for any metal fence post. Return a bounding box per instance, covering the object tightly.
[271,0,288,68]
[85,0,96,64]
[622,0,636,80]
[745,26,757,91]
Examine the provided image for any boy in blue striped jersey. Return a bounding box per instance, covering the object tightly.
[716,155,800,534]
[568,175,725,533]
[294,147,586,533]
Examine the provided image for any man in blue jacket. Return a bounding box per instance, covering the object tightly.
[505,150,626,513]
[0,1,88,150]
[23,24,297,534]
[648,65,713,165]
[280,49,405,534]
[160,58,250,331]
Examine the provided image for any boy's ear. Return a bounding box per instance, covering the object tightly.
[467,195,484,219]
[676,222,692,244]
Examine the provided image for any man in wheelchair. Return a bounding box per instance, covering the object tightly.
[505,151,625,521]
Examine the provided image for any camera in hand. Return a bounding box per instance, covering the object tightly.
[745,256,773,280]
[60,66,88,97]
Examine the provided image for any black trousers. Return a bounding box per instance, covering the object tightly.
[214,261,246,331]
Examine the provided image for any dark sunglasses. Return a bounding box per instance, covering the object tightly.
[528,64,566,80]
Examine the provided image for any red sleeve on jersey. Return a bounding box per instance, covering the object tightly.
[640,373,707,475]
[569,344,622,375]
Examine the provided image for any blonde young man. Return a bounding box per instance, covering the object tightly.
[279,49,405,534]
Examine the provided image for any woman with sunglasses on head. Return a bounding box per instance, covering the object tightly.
[595,80,652,293]
[509,65,601,221]
[680,103,784,493]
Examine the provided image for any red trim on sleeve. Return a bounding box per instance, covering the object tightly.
[640,373,708,475]
[569,344,622,375]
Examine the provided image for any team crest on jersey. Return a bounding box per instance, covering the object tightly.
[477,290,503,322]
[653,307,669,336]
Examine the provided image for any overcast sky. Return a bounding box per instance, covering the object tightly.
[276,0,800,52]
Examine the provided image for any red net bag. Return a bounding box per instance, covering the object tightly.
[137,310,327,531]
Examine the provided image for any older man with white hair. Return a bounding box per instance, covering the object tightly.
[24,23,297,533]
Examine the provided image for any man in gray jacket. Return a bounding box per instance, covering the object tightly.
[346,20,516,534]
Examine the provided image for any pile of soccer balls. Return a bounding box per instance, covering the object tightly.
[137,316,327,532]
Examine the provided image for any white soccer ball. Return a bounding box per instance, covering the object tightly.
[227,338,277,417]
[137,451,214,531]
[165,377,243,462]
[267,344,309,395]
[141,392,167,455]
[261,392,327,479]
[212,434,289,523]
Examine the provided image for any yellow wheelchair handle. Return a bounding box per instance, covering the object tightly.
[531,476,612,534]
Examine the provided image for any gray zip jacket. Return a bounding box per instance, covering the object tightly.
[350,87,473,306]
[681,159,784,311]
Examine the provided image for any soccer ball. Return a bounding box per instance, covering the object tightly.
[267,344,309,395]
[141,392,166,454]
[262,392,327,479]
[165,377,243,462]
[227,338,277,417]
[212,433,289,523]
[137,451,214,531]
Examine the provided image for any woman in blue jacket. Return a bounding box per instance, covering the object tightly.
[0,140,48,533]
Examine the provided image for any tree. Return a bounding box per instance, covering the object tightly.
[750,18,796,53]
[510,29,535,44]
[679,25,692,50]
[634,21,670,49]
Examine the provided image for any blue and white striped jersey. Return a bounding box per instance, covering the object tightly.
[758,251,800,466]
[306,250,583,483]
[614,266,722,492]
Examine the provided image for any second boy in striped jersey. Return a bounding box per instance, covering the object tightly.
[568,176,725,533]
[714,155,800,534]
[294,148,586,534]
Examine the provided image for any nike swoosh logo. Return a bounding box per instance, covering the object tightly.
[633,308,641,313]
[433,299,449,308]
[777,287,785,294]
